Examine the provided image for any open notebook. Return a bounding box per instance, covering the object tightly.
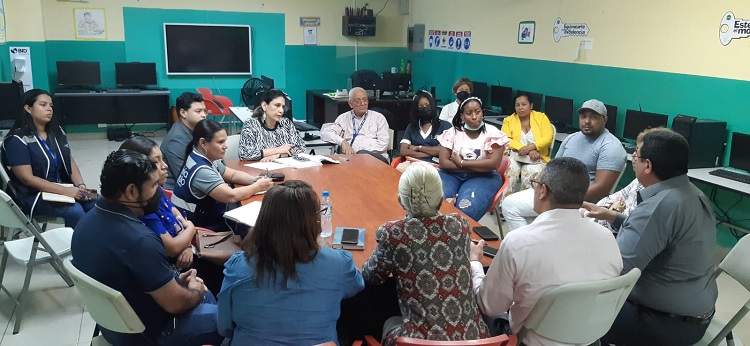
[223,201,262,227]
[42,183,75,204]
[273,153,340,169]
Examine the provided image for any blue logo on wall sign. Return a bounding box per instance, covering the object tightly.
[464,38,471,50]
[456,38,463,50]
[449,37,454,47]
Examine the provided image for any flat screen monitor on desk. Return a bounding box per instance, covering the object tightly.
[623,110,668,141]
[516,90,543,111]
[115,62,157,86]
[261,75,275,90]
[57,61,101,86]
[381,72,410,93]
[472,81,488,105]
[605,104,618,135]
[490,85,513,114]
[544,96,573,131]
[729,132,750,172]
[0,80,23,123]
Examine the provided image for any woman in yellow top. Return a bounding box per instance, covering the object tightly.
[500,92,554,197]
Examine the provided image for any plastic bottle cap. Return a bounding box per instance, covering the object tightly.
[322,190,330,197]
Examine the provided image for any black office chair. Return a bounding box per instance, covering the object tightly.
[350,70,382,91]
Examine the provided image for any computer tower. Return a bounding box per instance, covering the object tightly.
[671,115,727,168]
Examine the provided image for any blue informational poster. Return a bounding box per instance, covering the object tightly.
[427,29,471,53]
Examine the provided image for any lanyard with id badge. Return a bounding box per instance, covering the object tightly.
[349,110,369,146]
[36,135,61,182]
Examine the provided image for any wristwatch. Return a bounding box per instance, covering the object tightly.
[417,145,423,152]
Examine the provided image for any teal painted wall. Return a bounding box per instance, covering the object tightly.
[409,50,750,245]
[45,41,125,91]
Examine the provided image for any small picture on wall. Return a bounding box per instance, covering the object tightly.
[74,8,106,40]
[518,21,535,44]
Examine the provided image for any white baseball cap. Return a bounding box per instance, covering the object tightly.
[577,99,607,117]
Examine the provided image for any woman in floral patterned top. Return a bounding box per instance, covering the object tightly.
[362,162,490,345]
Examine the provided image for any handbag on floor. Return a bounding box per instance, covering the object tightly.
[194,229,242,266]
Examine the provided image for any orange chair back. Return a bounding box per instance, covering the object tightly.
[196,87,214,100]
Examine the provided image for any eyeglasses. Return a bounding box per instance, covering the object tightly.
[632,148,643,161]
[529,178,544,190]
[351,98,369,105]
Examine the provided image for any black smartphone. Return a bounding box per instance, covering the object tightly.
[341,228,359,244]
[473,226,499,241]
[259,172,285,182]
[483,245,499,258]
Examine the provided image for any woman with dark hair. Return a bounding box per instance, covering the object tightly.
[437,97,508,221]
[238,89,306,161]
[218,180,364,345]
[1,89,95,227]
[119,136,196,269]
[500,92,553,197]
[397,91,451,165]
[172,119,274,233]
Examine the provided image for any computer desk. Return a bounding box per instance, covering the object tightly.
[226,153,500,268]
[306,90,415,131]
[54,90,171,126]
[229,106,336,154]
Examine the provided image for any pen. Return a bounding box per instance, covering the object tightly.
[266,167,269,177]
[338,157,350,161]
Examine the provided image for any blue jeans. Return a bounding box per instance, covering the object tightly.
[159,291,223,346]
[24,196,97,228]
[601,300,710,346]
[439,170,502,221]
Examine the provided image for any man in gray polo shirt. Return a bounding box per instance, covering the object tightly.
[161,92,207,189]
[501,99,626,231]
[601,129,717,345]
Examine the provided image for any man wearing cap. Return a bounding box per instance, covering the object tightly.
[501,99,626,231]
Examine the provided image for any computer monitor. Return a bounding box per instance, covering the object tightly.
[350,70,381,91]
[623,110,668,140]
[604,104,618,135]
[729,132,750,172]
[516,90,543,111]
[115,62,157,86]
[56,61,101,86]
[261,75,275,90]
[544,96,573,128]
[381,72,411,93]
[490,85,513,114]
[472,81,488,105]
[0,80,24,122]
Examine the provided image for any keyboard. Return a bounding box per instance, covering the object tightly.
[709,169,750,184]
[294,122,319,132]
[61,89,95,93]
[105,89,141,93]
[0,119,14,129]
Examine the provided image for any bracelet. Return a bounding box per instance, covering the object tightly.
[460,159,464,168]
[418,145,423,152]
[76,184,86,189]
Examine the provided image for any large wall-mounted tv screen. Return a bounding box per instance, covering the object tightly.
[164,23,252,75]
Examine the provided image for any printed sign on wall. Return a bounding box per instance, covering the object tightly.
[9,46,33,91]
[553,18,590,42]
[719,11,750,46]
[427,29,471,53]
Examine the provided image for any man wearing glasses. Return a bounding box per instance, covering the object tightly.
[502,99,627,231]
[321,87,391,163]
[470,157,622,344]
[600,129,717,345]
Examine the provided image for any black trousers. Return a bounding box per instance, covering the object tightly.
[600,300,711,346]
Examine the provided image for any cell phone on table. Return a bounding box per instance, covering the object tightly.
[341,228,359,244]
[258,172,285,181]
[473,226,499,241]
[483,245,498,258]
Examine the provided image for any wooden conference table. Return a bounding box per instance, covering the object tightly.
[226,154,500,268]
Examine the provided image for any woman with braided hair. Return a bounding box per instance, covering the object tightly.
[362,162,490,346]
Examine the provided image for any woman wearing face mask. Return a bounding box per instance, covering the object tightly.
[437,97,508,221]
[397,91,451,165]
[238,89,306,162]
[500,92,554,197]
[172,119,274,235]
[438,78,473,122]
[119,136,197,269]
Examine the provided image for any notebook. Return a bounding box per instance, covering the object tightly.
[42,183,75,204]
[223,201,262,227]
[332,227,365,250]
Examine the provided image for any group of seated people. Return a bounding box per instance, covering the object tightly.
[0,86,720,346]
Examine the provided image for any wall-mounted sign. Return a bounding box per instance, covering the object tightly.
[518,21,535,44]
[427,29,471,53]
[553,18,589,42]
[300,17,320,27]
[719,11,750,46]
[74,8,107,40]
[9,46,33,91]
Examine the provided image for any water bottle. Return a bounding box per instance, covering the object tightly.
[399,59,406,73]
[320,190,333,238]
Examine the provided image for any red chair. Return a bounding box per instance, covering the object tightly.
[356,334,516,346]
[391,156,405,169]
[488,156,511,239]
[196,88,237,132]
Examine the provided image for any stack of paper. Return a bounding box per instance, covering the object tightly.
[223,201,262,227]
[244,162,288,171]
[332,227,366,250]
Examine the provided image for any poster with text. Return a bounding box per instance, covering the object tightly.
[427,29,471,53]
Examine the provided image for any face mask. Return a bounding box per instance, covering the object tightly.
[418,107,433,121]
[123,187,162,215]
[456,91,471,101]
[464,121,485,131]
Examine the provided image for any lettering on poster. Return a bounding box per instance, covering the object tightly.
[719,11,750,46]
[427,29,471,53]
[553,17,590,42]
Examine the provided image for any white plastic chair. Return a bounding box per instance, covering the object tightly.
[610,168,626,194]
[387,128,395,159]
[320,123,340,153]
[694,235,750,346]
[0,189,74,334]
[225,134,241,161]
[64,259,145,346]
[516,268,641,345]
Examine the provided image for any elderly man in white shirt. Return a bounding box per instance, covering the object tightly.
[470,157,622,346]
[321,87,391,163]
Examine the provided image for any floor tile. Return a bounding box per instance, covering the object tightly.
[0,310,83,346]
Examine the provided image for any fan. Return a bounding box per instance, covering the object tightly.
[241,78,266,107]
